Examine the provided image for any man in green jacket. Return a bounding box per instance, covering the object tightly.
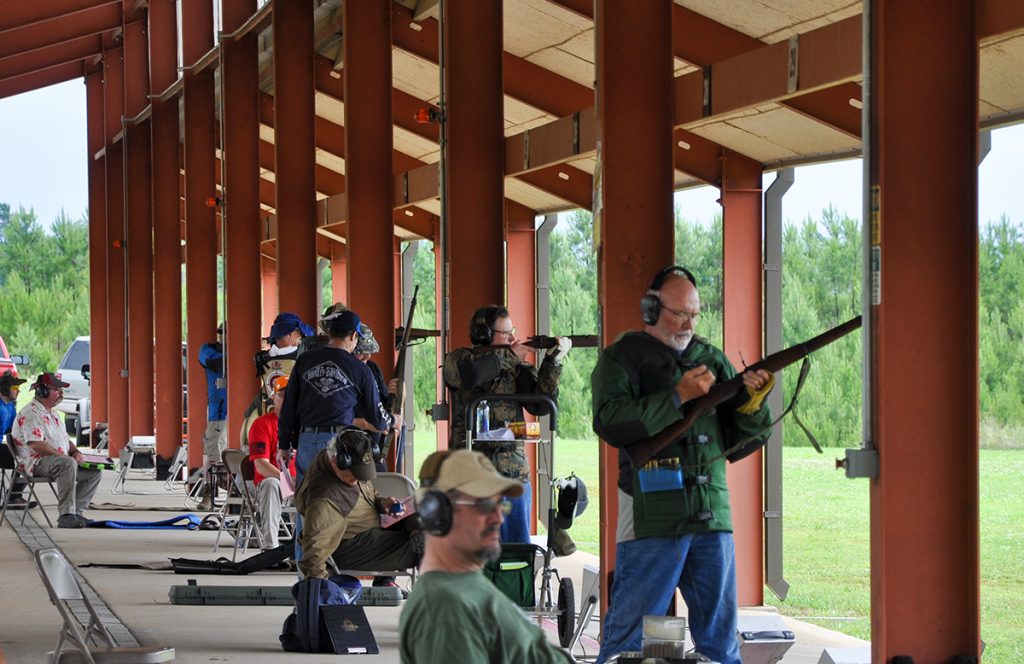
[398,449,572,664]
[591,266,775,664]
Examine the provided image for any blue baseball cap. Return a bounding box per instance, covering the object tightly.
[268,312,315,340]
[323,309,364,338]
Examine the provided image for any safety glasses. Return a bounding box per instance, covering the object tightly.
[452,496,513,516]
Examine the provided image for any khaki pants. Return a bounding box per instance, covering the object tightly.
[256,477,288,549]
[32,455,102,517]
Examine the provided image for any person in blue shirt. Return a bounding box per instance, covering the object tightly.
[196,324,227,510]
[0,370,32,509]
[276,308,400,567]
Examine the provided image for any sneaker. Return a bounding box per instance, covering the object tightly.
[57,514,86,529]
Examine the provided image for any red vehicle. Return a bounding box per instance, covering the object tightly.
[0,335,30,378]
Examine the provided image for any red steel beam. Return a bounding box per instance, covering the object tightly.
[221,0,262,452]
[869,2,980,660]
[344,0,396,366]
[103,46,129,458]
[0,60,83,99]
[150,0,183,464]
[0,3,121,59]
[0,0,119,33]
[182,0,218,474]
[272,0,318,324]
[444,0,505,362]
[594,0,676,616]
[0,33,102,80]
[123,19,154,438]
[86,70,108,427]
[720,151,766,606]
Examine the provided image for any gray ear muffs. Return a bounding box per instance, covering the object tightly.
[640,265,697,325]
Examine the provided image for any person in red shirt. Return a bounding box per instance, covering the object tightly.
[248,375,296,549]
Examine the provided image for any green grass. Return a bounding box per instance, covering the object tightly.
[543,438,1024,664]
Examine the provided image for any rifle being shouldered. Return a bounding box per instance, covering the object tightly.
[381,286,419,462]
[524,334,599,350]
[624,316,862,468]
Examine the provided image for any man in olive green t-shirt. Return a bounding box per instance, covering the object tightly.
[398,450,572,663]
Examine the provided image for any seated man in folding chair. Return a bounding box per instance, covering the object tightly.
[247,374,297,550]
[12,373,102,528]
[295,428,422,585]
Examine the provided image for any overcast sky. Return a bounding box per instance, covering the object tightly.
[1,79,1021,231]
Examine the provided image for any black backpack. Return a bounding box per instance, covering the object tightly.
[280,576,361,653]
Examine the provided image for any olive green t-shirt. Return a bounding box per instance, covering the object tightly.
[399,570,572,664]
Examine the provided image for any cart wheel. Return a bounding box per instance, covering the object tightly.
[557,577,576,648]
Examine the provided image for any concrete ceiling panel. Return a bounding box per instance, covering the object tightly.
[525,45,594,88]
[505,175,571,213]
[504,96,555,135]
[676,0,860,44]
[980,34,1024,122]
[314,90,345,126]
[392,49,439,104]
[414,199,441,217]
[394,126,439,163]
[503,0,593,58]
[567,156,596,175]
[316,148,346,176]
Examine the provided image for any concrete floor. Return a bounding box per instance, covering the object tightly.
[0,469,868,663]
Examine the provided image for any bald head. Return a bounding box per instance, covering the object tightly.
[646,273,701,351]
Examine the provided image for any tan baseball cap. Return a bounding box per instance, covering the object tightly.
[419,450,523,498]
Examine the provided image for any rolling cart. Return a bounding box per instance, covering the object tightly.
[466,393,577,648]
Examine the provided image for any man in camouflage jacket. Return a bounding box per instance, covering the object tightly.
[443,305,571,542]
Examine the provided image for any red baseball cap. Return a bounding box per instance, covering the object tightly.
[31,372,70,391]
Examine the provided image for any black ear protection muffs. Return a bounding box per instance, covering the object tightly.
[640,265,697,325]
[468,306,496,346]
[35,382,51,399]
[417,451,454,536]
[333,428,371,470]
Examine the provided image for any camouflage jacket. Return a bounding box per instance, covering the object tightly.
[443,346,561,482]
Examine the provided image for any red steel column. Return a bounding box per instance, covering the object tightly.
[272,0,317,324]
[123,20,155,438]
[345,0,396,363]
[150,0,183,465]
[720,149,765,606]
[505,200,538,531]
[86,71,108,427]
[870,2,980,660]
[594,0,675,610]
[443,0,505,352]
[103,47,129,457]
[330,245,348,304]
[222,0,261,450]
[261,256,278,336]
[182,1,218,473]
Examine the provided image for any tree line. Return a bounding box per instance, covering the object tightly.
[4,200,1021,448]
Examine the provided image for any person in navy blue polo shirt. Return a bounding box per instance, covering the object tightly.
[276,308,401,568]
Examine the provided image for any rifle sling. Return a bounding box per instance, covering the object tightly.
[676,356,819,472]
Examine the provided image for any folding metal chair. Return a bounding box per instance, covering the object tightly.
[336,471,419,588]
[34,547,175,663]
[0,436,57,528]
[163,445,188,492]
[213,449,263,559]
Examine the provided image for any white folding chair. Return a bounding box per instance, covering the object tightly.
[336,471,419,588]
[213,449,263,559]
[0,436,57,528]
[34,547,175,663]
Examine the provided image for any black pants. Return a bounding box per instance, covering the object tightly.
[332,525,422,572]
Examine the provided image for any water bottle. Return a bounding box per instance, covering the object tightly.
[476,400,490,437]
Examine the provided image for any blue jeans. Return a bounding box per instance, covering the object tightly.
[293,431,337,569]
[500,481,532,543]
[596,531,740,664]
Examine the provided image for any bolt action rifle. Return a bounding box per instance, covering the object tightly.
[624,316,863,469]
[523,334,599,350]
[381,286,419,464]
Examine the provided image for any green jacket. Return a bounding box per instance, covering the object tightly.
[591,331,772,537]
[444,346,561,481]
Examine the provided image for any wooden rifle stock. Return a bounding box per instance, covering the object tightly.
[381,286,419,461]
[624,316,862,468]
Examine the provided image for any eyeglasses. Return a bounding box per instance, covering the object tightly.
[492,327,515,338]
[661,305,700,324]
[452,497,513,515]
